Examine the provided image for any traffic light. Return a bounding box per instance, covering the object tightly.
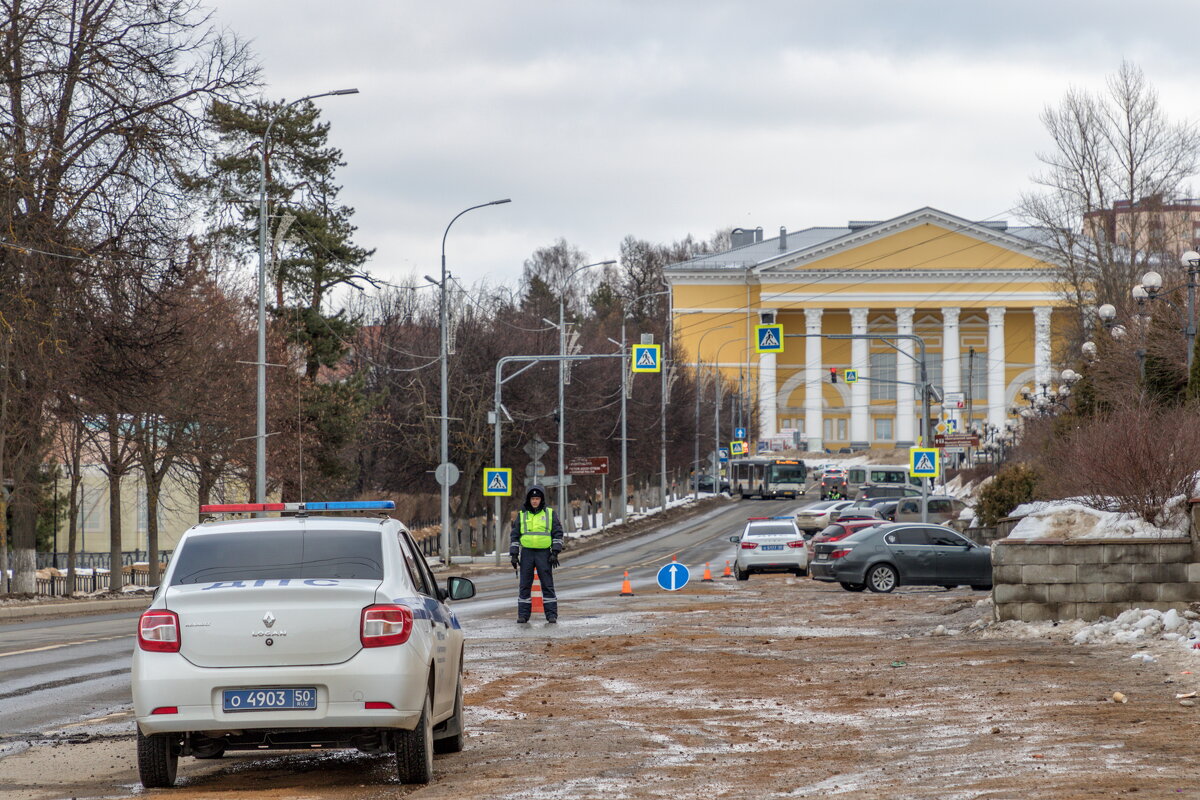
[829,368,838,384]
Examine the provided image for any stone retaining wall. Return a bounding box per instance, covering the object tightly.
[992,538,1200,622]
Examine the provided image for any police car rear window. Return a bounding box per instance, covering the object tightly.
[746,524,795,536]
[170,530,384,585]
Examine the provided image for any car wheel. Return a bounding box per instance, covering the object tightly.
[136,729,179,788]
[433,666,465,754]
[840,581,866,592]
[794,568,808,577]
[866,564,898,593]
[941,585,957,591]
[396,688,434,784]
[971,585,992,591]
[734,564,749,581]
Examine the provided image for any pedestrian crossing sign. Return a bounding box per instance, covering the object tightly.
[755,324,784,354]
[730,440,747,456]
[631,343,661,373]
[844,369,859,384]
[483,467,513,496]
[909,447,939,478]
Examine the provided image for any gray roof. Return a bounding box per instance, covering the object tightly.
[665,208,1059,273]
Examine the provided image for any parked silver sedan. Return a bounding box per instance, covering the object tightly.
[794,500,855,533]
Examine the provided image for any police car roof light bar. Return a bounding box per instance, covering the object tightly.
[199,500,396,514]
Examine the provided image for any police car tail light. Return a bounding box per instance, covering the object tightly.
[829,548,852,560]
[740,542,758,549]
[138,610,180,652]
[360,605,414,648]
[786,541,805,548]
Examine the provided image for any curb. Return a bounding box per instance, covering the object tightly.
[0,595,153,621]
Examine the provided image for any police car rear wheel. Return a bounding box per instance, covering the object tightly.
[396,690,434,784]
[136,729,179,788]
[734,564,749,581]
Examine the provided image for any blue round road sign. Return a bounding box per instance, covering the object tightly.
[656,562,690,592]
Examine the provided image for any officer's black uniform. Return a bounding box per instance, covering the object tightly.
[509,485,563,623]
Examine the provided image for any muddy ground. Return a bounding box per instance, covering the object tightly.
[5,574,1200,800]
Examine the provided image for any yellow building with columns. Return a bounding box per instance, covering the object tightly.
[665,208,1066,451]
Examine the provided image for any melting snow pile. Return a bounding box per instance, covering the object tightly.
[1005,497,1189,540]
[1072,608,1200,650]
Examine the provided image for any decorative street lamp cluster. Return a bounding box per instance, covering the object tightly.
[1009,369,1080,419]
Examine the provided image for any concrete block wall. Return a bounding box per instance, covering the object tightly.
[992,538,1200,622]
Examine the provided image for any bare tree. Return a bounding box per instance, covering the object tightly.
[0,0,257,592]
[1020,62,1200,366]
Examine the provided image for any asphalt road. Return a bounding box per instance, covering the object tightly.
[0,494,805,742]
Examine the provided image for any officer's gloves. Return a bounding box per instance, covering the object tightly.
[549,552,560,568]
[510,556,520,570]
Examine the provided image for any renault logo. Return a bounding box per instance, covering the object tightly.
[263,611,276,628]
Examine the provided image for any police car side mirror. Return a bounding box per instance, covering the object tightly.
[446,576,476,601]
[728,536,740,543]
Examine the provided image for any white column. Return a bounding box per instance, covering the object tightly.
[758,349,777,441]
[1034,306,1053,387]
[895,307,916,447]
[850,308,870,449]
[942,308,961,428]
[987,307,1007,428]
[804,308,823,451]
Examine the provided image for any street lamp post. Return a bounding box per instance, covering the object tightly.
[557,260,615,529]
[256,87,358,506]
[692,326,732,498]
[436,199,511,563]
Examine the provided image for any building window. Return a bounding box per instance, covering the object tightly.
[874,417,894,441]
[869,353,896,400]
[926,358,943,396]
[80,484,103,534]
[137,485,148,534]
[836,418,848,440]
[823,419,833,441]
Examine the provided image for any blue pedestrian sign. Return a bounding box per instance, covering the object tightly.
[631,343,661,373]
[656,561,690,592]
[734,426,747,439]
[754,324,784,354]
[482,467,513,496]
[844,369,859,384]
[909,447,939,478]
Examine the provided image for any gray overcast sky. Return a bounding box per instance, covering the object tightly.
[208,0,1200,289]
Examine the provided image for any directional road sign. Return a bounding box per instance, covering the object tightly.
[483,468,513,496]
[718,448,730,462]
[734,426,747,439]
[566,456,609,476]
[754,324,784,354]
[844,369,859,384]
[909,447,940,478]
[631,343,661,373]
[656,561,690,592]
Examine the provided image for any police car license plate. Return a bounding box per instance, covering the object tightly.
[223,688,317,712]
[760,544,784,551]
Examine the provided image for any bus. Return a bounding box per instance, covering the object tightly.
[845,465,922,494]
[729,458,808,499]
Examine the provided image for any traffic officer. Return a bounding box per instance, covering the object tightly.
[509,485,563,624]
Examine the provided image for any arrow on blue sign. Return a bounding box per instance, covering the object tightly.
[656,561,690,592]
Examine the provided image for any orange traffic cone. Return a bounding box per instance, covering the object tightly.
[721,560,733,579]
[702,563,714,582]
[619,571,634,597]
[531,573,545,614]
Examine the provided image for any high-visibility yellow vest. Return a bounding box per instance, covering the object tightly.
[519,509,554,549]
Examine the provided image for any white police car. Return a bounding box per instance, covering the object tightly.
[131,501,474,788]
[727,516,809,580]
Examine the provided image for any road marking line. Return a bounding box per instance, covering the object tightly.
[0,633,133,658]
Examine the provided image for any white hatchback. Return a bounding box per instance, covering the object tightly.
[728,517,809,580]
[132,501,474,788]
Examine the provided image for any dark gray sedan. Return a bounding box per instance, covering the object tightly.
[809,523,991,593]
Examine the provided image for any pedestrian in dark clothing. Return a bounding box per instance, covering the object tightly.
[509,485,563,623]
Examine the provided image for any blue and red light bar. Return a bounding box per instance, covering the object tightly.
[200,501,395,514]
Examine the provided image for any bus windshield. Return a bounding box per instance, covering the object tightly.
[770,464,807,484]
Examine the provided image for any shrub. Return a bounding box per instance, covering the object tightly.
[976,464,1041,526]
